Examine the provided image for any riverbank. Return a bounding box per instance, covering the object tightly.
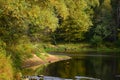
[21,43,120,77]
[22,43,120,69]
[44,43,120,53]
[21,53,71,76]
[22,53,71,69]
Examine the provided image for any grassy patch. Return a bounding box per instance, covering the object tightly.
[43,43,120,53]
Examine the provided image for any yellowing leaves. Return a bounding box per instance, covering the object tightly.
[28,5,40,18]
[50,0,58,4]
[50,0,69,20]
[54,0,95,42]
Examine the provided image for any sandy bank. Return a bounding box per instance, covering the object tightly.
[22,53,71,68]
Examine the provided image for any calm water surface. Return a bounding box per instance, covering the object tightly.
[35,52,120,80]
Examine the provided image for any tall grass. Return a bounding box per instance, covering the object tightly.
[0,48,14,80]
[44,43,92,52]
[33,43,49,60]
[44,43,120,53]
[0,39,42,80]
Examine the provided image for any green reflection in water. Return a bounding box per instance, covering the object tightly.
[23,52,120,80]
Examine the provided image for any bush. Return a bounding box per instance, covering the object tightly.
[6,42,36,69]
[91,35,103,47]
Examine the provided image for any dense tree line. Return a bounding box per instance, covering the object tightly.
[0,0,119,44]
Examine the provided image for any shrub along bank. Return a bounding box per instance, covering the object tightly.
[44,43,120,53]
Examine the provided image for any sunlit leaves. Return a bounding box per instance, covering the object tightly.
[54,0,94,42]
[65,0,93,31]
[0,0,59,44]
[86,0,100,7]
[50,0,69,20]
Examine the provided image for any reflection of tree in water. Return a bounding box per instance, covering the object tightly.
[85,56,102,78]
[36,53,120,80]
[84,57,97,77]
[87,54,118,80]
[42,58,86,79]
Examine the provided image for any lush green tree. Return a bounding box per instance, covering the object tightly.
[54,0,98,42]
[89,0,115,45]
[25,0,61,42]
[0,0,59,44]
[49,0,69,20]
[0,0,28,44]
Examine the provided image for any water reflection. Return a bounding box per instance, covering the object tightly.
[36,52,120,80]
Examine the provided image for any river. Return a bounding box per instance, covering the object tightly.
[23,52,120,80]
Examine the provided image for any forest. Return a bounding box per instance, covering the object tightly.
[0,0,120,80]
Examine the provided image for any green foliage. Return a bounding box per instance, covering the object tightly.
[7,42,39,69]
[94,24,111,39]
[0,48,14,80]
[91,35,103,46]
[86,0,100,7]
[89,0,116,45]
[54,0,95,42]
[0,0,59,44]
[44,43,93,52]
[50,0,69,20]
[0,0,28,44]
